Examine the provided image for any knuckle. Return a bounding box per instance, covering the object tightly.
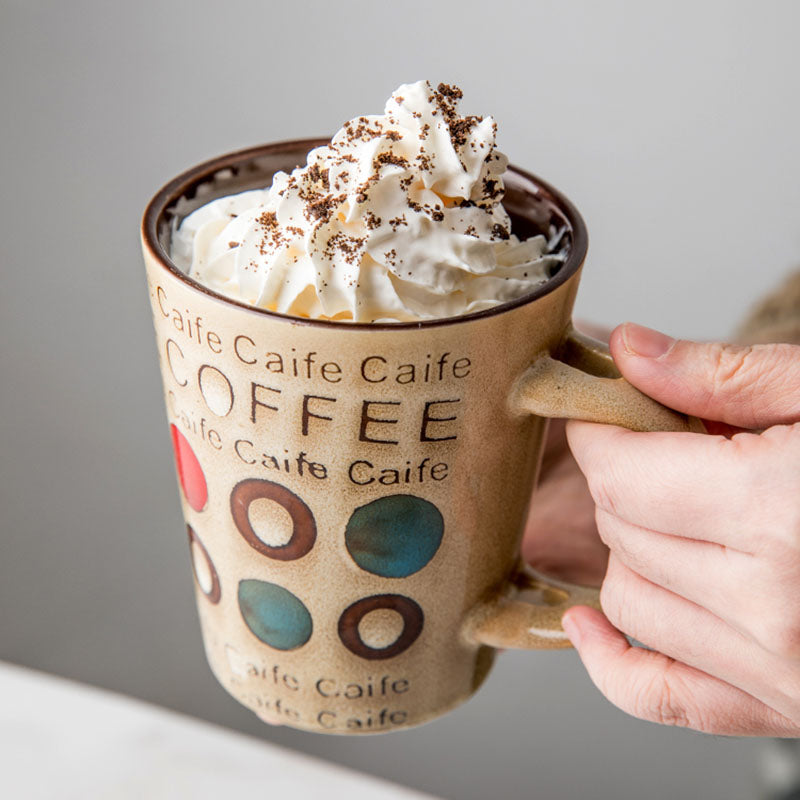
[707,344,761,417]
[586,470,621,517]
[759,616,800,660]
[770,630,800,661]
[594,509,618,547]
[709,343,756,391]
[609,532,642,569]
[744,586,800,659]
[599,570,629,633]
[632,666,694,729]
[598,520,651,579]
[707,343,800,420]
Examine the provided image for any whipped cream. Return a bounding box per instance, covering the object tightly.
[171,81,563,322]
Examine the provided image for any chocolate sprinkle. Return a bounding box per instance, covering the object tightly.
[240,80,517,288]
[491,223,510,240]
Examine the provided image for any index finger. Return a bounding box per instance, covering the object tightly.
[566,420,759,550]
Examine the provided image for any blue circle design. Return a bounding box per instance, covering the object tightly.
[345,494,444,578]
[238,580,312,651]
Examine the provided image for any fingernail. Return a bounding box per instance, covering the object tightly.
[562,612,582,648]
[621,323,675,359]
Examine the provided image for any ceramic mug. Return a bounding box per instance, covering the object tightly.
[141,139,699,734]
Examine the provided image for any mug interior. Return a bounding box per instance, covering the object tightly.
[142,138,588,329]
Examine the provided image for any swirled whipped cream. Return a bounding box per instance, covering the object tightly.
[171,81,563,322]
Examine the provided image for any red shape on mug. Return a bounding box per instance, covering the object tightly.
[170,424,208,511]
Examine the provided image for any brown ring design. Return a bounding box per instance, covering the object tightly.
[230,478,316,561]
[338,594,424,660]
[186,525,221,604]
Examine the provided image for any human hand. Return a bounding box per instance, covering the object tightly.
[562,322,800,736]
[522,418,608,586]
[523,323,611,586]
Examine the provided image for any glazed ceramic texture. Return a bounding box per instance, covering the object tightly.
[141,141,692,733]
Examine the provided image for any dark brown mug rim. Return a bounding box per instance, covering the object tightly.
[141,138,589,330]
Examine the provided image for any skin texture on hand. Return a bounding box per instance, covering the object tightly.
[560,322,800,736]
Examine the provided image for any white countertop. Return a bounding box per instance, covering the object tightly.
[0,661,438,799]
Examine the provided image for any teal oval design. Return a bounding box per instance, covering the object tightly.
[345,494,444,578]
[238,580,312,651]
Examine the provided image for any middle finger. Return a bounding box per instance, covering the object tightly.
[601,556,800,717]
[596,509,757,643]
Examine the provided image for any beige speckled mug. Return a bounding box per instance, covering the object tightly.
[141,139,698,734]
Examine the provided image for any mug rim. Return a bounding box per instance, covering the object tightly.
[141,137,589,330]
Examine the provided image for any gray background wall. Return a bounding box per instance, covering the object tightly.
[1,1,798,798]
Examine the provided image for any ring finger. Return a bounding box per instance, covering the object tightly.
[596,509,758,640]
[600,555,800,717]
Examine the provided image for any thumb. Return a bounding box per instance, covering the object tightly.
[609,323,800,429]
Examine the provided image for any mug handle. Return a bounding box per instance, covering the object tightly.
[464,326,705,650]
